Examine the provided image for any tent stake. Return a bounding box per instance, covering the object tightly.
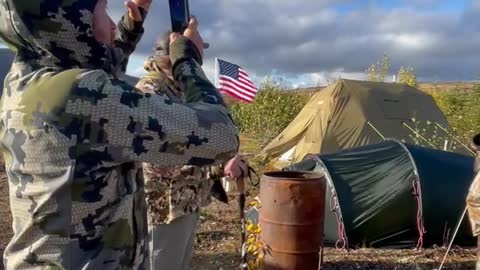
[436,206,467,270]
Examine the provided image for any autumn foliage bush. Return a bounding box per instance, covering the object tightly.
[426,85,480,144]
[229,79,312,144]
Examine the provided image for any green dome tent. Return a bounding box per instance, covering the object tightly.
[246,139,476,249]
[283,139,476,248]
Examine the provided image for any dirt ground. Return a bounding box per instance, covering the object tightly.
[0,159,477,269]
[191,197,477,270]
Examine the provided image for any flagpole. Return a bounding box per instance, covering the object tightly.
[214,57,219,88]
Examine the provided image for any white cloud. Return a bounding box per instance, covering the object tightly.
[381,32,438,50]
[307,70,367,86]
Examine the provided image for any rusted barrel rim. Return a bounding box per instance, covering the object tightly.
[262,171,324,182]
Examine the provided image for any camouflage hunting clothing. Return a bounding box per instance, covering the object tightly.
[0,1,239,269]
[468,171,480,236]
[142,163,224,225]
[136,66,224,225]
[467,142,480,236]
[468,147,480,236]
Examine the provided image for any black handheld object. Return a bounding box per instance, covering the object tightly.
[169,0,190,33]
[473,133,480,149]
[210,179,229,204]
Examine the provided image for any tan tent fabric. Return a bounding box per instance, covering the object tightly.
[260,79,460,169]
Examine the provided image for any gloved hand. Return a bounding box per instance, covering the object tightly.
[154,31,171,56]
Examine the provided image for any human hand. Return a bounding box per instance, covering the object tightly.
[131,0,151,10]
[224,156,249,180]
[124,0,150,22]
[170,16,204,58]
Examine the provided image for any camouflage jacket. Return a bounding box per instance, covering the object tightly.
[0,1,239,269]
[467,171,480,236]
[136,69,224,225]
[467,149,480,236]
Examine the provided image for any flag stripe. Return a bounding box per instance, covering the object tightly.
[238,71,256,88]
[238,78,256,90]
[239,70,255,83]
[219,89,253,103]
[220,89,253,103]
[218,84,255,101]
[239,70,253,81]
[218,81,255,100]
[238,76,256,89]
[219,75,256,96]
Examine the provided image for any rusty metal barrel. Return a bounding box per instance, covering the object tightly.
[259,171,326,270]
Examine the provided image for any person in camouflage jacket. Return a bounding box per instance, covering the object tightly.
[0,0,239,269]
[467,133,480,270]
[135,32,248,269]
[136,32,218,224]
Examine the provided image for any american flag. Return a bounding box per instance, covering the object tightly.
[216,58,257,103]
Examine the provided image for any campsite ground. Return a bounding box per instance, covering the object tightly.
[0,137,477,269]
[191,198,477,270]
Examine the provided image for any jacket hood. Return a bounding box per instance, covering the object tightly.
[0,0,111,71]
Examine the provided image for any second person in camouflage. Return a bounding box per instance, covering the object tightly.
[466,133,480,270]
[135,30,249,270]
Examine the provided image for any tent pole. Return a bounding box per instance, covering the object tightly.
[436,206,467,270]
[367,121,385,140]
[402,122,438,149]
[433,122,475,155]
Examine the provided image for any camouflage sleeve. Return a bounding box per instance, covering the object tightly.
[111,9,146,75]
[67,69,239,167]
[136,71,184,102]
[467,171,480,236]
[169,36,227,107]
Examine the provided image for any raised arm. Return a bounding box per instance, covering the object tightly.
[110,1,149,76]
[64,35,239,167]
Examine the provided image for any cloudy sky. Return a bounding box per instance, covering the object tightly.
[6,0,479,89]
[108,0,480,88]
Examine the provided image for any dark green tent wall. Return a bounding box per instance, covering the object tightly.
[284,139,476,248]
